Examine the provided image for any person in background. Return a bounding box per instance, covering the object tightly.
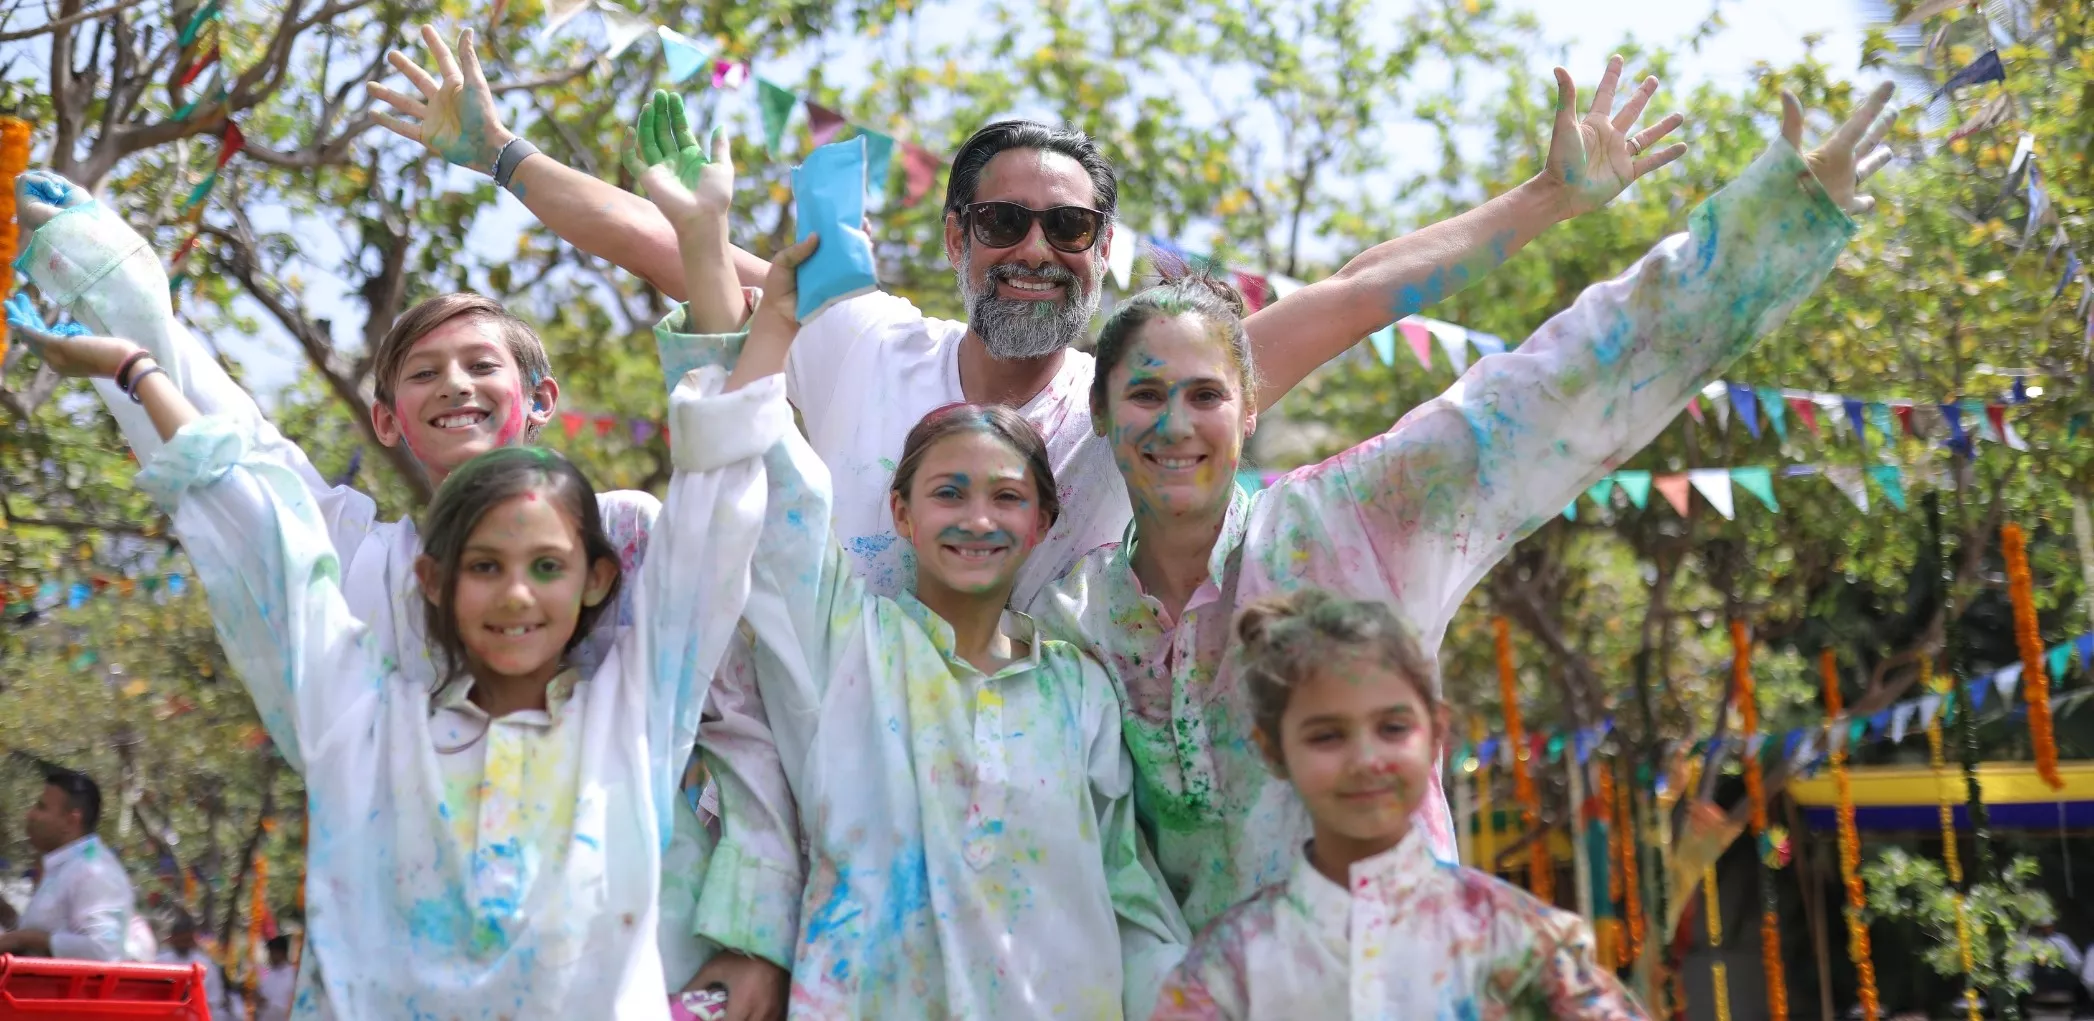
[257,935,296,1021]
[157,913,237,1019]
[0,768,139,961]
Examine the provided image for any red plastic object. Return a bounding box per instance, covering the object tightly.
[0,956,210,1020]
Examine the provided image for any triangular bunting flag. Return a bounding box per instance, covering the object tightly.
[1870,403,1895,447]
[541,0,591,38]
[1233,272,1270,313]
[1563,500,1578,522]
[559,411,584,438]
[592,414,615,437]
[1468,331,1506,356]
[900,142,940,207]
[1655,474,1692,517]
[1688,469,1735,520]
[1940,403,1969,452]
[1970,677,1989,711]
[1426,320,1469,374]
[1586,477,1615,509]
[861,129,895,193]
[757,79,797,150]
[1867,465,1906,510]
[658,27,710,83]
[2009,131,2036,175]
[1935,49,2005,99]
[1755,389,1788,443]
[1687,396,1704,424]
[1890,703,1916,744]
[1984,404,2010,447]
[710,61,748,90]
[1844,398,1867,444]
[1107,223,1135,289]
[1918,694,1942,728]
[2004,420,2028,451]
[806,102,848,147]
[2078,634,2094,668]
[1824,466,1869,514]
[1367,326,1396,366]
[595,3,653,61]
[1964,400,1998,443]
[1728,384,1761,439]
[630,419,656,445]
[1730,466,1778,512]
[1613,470,1652,509]
[1893,403,1915,438]
[1994,663,2023,703]
[1398,319,1433,368]
[1788,396,1819,437]
[2049,644,2072,686]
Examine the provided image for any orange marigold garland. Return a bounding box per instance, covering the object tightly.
[0,115,31,366]
[1731,620,1788,1020]
[1823,648,1880,1021]
[1594,759,1623,969]
[1617,767,1644,967]
[1495,616,1553,901]
[2001,523,2063,789]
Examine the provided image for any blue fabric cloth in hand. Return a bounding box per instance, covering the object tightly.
[791,137,877,322]
[4,292,89,337]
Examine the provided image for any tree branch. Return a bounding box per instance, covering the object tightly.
[0,0,149,42]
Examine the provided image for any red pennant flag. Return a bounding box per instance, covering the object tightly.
[177,46,219,87]
[1398,321,1432,367]
[1233,272,1269,313]
[169,232,204,270]
[1686,396,1704,423]
[1787,396,1819,437]
[1985,404,2007,442]
[559,411,584,438]
[901,143,940,207]
[1893,404,1915,436]
[1655,474,1693,516]
[594,415,615,438]
[216,122,245,166]
[806,103,848,147]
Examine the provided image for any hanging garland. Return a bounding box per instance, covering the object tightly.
[2001,523,2063,789]
[1495,616,1552,901]
[1823,648,1880,1021]
[1618,763,1645,969]
[1703,863,1732,1021]
[0,116,30,366]
[1731,620,1788,1021]
[1922,656,1983,1021]
[1471,716,1496,875]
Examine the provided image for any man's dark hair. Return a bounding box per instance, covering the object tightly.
[267,935,291,956]
[170,912,199,936]
[42,767,100,834]
[944,120,1118,220]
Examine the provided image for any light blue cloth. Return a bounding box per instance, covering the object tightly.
[791,137,878,321]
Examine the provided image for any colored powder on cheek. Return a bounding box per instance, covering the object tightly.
[495,384,529,446]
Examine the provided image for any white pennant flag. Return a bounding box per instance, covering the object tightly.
[1890,702,1917,744]
[2010,132,2036,176]
[1746,734,1767,757]
[1688,469,1735,520]
[1824,465,1870,514]
[2005,420,2029,451]
[1918,694,1943,728]
[1107,226,1136,289]
[1826,719,1848,754]
[1426,320,1469,374]
[1795,731,1820,767]
[595,2,653,60]
[542,0,592,38]
[1994,663,2023,703]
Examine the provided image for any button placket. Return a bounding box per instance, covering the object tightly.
[961,676,1007,871]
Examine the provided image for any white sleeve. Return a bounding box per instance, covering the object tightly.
[781,290,927,434]
[136,416,388,774]
[46,863,130,962]
[624,367,790,843]
[18,189,380,563]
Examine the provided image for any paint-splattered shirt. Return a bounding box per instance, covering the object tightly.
[721,377,1189,1018]
[1152,830,1647,1019]
[133,366,785,1020]
[13,192,747,993]
[1030,139,1857,930]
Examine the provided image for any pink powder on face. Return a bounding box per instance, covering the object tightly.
[493,382,529,447]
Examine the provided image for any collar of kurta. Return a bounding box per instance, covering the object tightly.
[39,833,106,876]
[895,593,1045,678]
[430,667,583,727]
[1115,482,1254,597]
[1296,826,1438,912]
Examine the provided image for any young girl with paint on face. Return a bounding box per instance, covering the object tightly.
[1029,84,1896,934]
[1152,589,1645,1019]
[7,224,793,1021]
[663,160,1188,1019]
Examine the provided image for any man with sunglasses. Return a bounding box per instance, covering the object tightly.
[0,767,141,962]
[376,34,1689,612]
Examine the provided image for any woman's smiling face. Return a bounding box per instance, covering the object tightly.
[1101,312,1253,518]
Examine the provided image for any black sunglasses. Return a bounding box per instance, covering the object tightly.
[962,201,1106,254]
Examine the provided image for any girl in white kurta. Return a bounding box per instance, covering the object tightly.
[9,304,788,1019]
[1029,89,1893,932]
[1152,589,1644,1019]
[657,214,1188,1014]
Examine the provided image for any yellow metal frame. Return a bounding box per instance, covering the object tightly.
[1787,760,2094,807]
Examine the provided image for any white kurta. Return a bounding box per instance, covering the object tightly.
[1153,830,1646,1019]
[134,367,783,1020]
[1030,140,1859,930]
[12,835,137,962]
[13,184,764,986]
[705,373,1188,1018]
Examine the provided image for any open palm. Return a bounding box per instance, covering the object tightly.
[368,25,512,174]
[624,91,733,231]
[1544,55,1688,218]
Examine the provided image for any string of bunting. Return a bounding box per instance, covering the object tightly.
[0,572,191,618]
[166,0,247,295]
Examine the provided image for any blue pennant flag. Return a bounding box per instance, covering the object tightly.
[67,583,88,609]
[1970,677,1989,710]
[1940,403,1970,454]
[167,573,186,596]
[2013,376,2029,404]
[1844,398,1868,444]
[1935,49,2005,98]
[2056,252,2082,304]
[1728,383,1761,439]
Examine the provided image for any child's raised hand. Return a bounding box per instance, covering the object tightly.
[624,91,732,233]
[4,294,143,378]
[753,234,821,335]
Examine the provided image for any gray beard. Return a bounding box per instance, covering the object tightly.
[957,249,1103,360]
